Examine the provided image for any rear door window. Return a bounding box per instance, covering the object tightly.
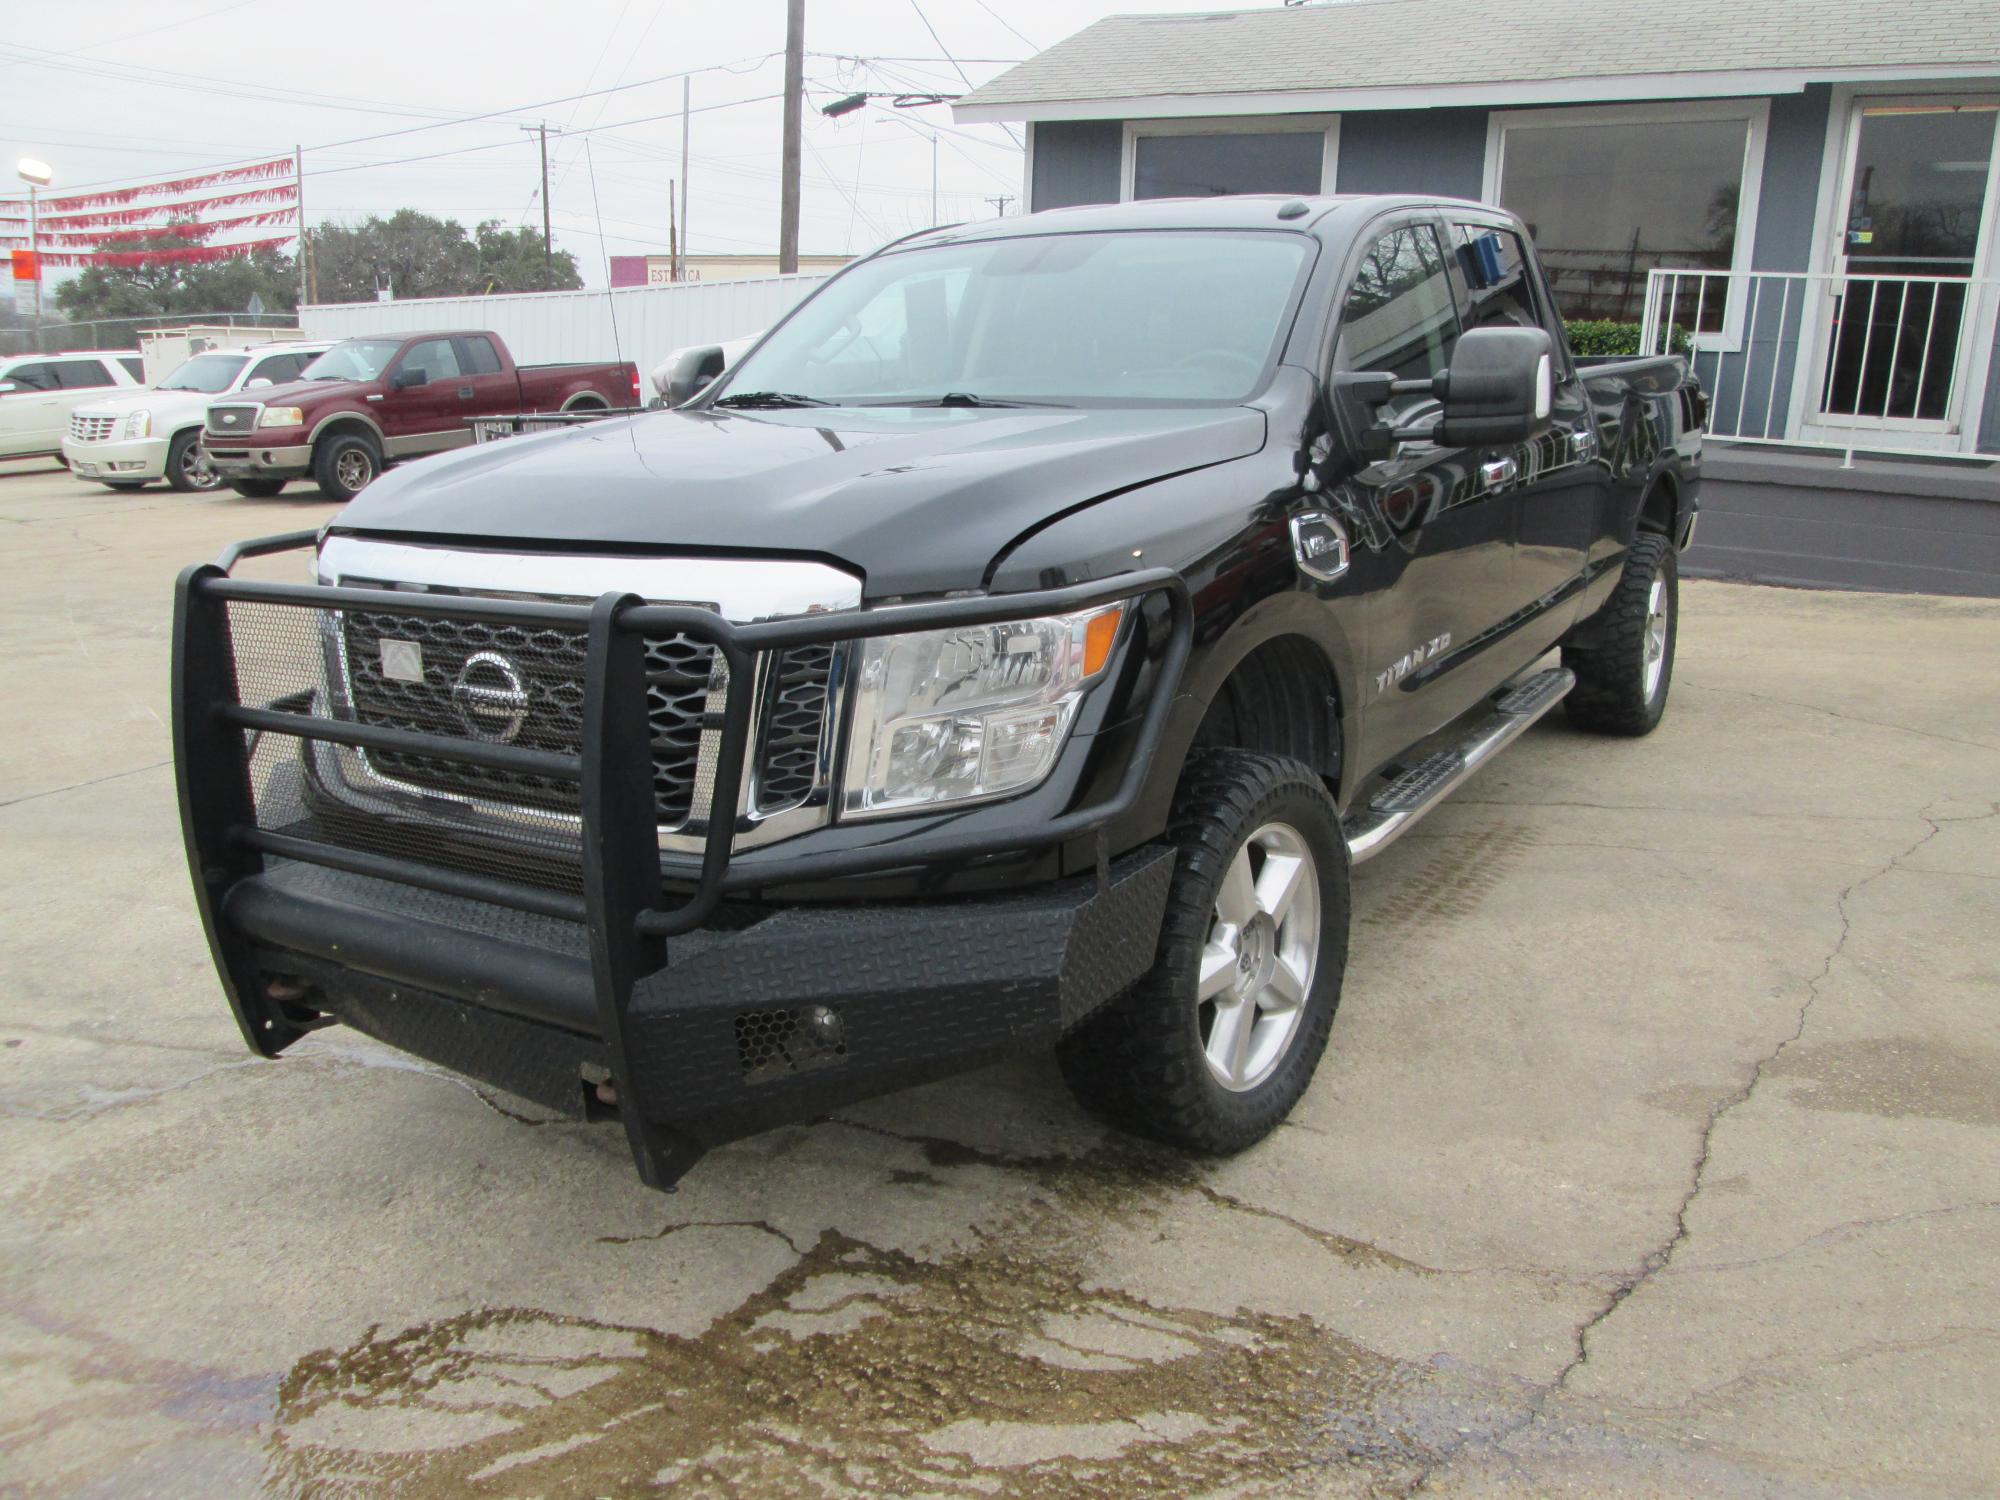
[1449,224,1551,334]
[461,336,503,376]
[54,359,115,389]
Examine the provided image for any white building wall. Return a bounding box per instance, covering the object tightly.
[298,274,832,369]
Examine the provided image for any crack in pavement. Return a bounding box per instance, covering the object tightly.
[595,1218,809,1256]
[1688,682,2000,756]
[0,758,171,809]
[1397,799,1996,1496]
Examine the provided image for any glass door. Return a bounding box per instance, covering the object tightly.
[1818,100,1998,433]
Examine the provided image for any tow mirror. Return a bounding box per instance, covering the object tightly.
[389,367,429,391]
[663,345,726,406]
[1335,326,1555,458]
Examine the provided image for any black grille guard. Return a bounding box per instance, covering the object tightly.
[176,530,1193,1186]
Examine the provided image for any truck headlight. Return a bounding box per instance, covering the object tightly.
[122,409,152,439]
[259,406,304,427]
[842,603,1124,818]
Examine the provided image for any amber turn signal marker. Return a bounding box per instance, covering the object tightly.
[1083,606,1123,678]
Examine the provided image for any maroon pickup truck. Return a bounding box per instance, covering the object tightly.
[200,330,639,500]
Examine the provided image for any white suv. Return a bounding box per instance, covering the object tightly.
[0,351,145,464]
[62,341,330,492]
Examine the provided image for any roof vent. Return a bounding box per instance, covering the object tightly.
[1277,200,1310,220]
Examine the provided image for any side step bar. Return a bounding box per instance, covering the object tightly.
[1343,666,1574,865]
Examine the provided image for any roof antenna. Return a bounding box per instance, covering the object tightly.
[584,140,626,382]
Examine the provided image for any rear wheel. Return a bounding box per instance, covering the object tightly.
[166,429,221,492]
[314,432,381,501]
[1057,750,1348,1154]
[229,478,287,499]
[1563,530,1677,735]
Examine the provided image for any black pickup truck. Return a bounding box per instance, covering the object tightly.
[173,195,1699,1189]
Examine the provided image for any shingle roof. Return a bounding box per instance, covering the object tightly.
[955,0,2000,117]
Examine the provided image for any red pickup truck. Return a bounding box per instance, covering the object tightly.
[200,330,639,500]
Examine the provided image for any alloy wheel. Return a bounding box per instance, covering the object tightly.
[1196,821,1320,1092]
[1642,576,1670,701]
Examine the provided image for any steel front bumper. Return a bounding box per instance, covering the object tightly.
[200,438,311,480]
[174,531,1192,1189]
[223,849,1173,1175]
[61,434,168,481]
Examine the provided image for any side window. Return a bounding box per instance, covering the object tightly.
[117,357,145,381]
[55,359,115,389]
[3,362,55,390]
[251,354,302,384]
[1334,223,1459,420]
[1450,224,1548,333]
[462,337,503,376]
[396,338,461,384]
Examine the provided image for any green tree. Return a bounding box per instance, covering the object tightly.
[473,220,584,293]
[52,223,298,322]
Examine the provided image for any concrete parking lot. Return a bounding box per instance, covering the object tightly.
[2,453,1997,1499]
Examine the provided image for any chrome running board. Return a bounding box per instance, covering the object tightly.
[1343,666,1574,865]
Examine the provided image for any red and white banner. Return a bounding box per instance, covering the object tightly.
[29,235,297,269]
[11,207,299,248]
[0,157,295,215]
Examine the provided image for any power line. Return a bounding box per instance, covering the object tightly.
[962,0,1040,53]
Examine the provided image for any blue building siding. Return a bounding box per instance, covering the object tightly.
[1333,107,1490,200]
[1029,121,1123,211]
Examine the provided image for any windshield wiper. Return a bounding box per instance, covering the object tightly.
[864,392,1071,409]
[712,390,836,409]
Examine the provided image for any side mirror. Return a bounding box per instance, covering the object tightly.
[1335,325,1555,458]
[389,367,429,391]
[246,377,273,389]
[662,345,726,406]
[0,382,15,395]
[1433,327,1553,448]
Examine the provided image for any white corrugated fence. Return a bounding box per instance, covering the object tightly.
[299,274,832,370]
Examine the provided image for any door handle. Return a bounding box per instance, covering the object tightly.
[1569,429,1597,461]
[365,393,384,403]
[1479,457,1518,489]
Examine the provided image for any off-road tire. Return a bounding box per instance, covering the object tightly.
[165,428,220,493]
[1563,530,1677,736]
[1057,750,1349,1154]
[314,432,381,502]
[229,478,287,499]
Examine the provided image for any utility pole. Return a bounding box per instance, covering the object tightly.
[778,0,804,273]
[985,194,1013,217]
[520,123,559,276]
[931,134,939,225]
[679,76,690,278]
[294,144,307,313]
[668,180,679,282]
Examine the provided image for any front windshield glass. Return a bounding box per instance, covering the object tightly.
[716,230,1313,406]
[158,354,248,394]
[301,339,403,382]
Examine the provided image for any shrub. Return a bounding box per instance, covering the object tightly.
[1563,320,1691,356]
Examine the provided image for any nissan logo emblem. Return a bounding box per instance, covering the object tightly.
[452,650,529,743]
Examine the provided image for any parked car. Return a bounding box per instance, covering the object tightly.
[172,194,1701,1190]
[0,350,145,464]
[198,330,642,501]
[62,341,332,492]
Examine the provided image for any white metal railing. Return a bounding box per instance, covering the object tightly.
[1639,267,2000,465]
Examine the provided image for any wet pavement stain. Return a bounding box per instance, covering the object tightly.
[1767,1034,2000,1127]
[263,1139,1489,1498]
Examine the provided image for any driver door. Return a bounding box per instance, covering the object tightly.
[380,337,465,456]
[1325,215,1515,766]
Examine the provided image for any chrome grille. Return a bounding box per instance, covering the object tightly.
[68,413,117,443]
[206,404,259,437]
[335,602,831,833]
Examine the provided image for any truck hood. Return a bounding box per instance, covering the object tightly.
[336,403,1268,597]
[70,388,206,424]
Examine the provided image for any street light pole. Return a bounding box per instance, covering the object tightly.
[16,157,52,352]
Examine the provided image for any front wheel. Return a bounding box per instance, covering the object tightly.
[313,433,381,502]
[166,429,221,492]
[1057,751,1349,1154]
[229,478,287,499]
[1563,530,1677,735]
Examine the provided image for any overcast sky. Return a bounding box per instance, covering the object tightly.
[1,0,1272,293]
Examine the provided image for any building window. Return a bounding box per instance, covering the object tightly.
[1487,102,1767,336]
[1124,117,1336,201]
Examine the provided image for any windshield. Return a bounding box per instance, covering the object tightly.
[301,339,404,382]
[158,354,249,394]
[715,230,1313,406]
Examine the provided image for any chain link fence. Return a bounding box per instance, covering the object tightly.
[1,311,300,358]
